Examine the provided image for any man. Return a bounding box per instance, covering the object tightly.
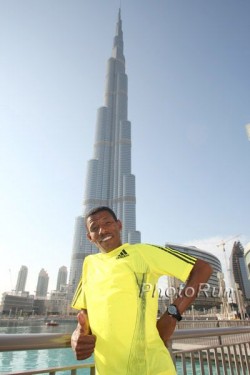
[71,206,212,375]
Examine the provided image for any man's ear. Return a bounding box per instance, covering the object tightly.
[86,233,93,242]
[117,219,122,230]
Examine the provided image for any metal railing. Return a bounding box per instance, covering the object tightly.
[171,326,250,375]
[1,325,250,374]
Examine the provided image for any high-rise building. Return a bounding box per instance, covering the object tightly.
[230,241,250,301]
[56,266,68,291]
[36,268,49,298]
[15,265,28,293]
[244,242,250,277]
[69,9,141,292]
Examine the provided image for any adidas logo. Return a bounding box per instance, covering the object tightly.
[116,249,129,259]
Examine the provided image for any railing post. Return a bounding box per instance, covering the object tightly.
[167,339,176,366]
[217,319,222,345]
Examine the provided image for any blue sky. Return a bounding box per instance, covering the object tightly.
[0,0,249,297]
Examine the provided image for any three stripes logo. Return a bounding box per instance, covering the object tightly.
[116,249,129,259]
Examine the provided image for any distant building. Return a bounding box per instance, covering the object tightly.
[15,265,28,293]
[56,266,67,292]
[244,242,250,278]
[165,243,223,312]
[48,290,68,315]
[36,269,49,298]
[229,241,250,315]
[230,241,250,299]
[0,292,34,316]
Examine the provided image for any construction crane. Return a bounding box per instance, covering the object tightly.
[216,234,241,254]
[216,234,241,281]
[216,234,241,318]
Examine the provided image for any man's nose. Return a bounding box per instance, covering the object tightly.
[98,225,107,235]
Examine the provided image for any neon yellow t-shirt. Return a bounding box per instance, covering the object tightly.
[72,243,197,375]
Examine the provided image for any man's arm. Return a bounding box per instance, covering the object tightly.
[71,309,96,360]
[157,258,213,343]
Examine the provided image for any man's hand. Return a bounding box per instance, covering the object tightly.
[71,310,96,360]
[156,313,177,344]
[157,259,213,346]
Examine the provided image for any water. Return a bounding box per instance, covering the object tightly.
[0,320,93,374]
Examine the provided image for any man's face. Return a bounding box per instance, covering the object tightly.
[86,210,122,253]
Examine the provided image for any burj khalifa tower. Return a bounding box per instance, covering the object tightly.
[68,10,141,291]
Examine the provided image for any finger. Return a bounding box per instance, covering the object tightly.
[75,349,94,360]
[75,334,96,346]
[77,311,89,335]
[75,343,95,360]
[74,335,96,360]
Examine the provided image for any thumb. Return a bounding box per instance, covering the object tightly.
[77,310,90,335]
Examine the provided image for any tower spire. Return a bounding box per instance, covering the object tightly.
[112,8,124,62]
[68,9,140,295]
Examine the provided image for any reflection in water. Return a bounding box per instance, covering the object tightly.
[24,350,40,372]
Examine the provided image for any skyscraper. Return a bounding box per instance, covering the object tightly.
[69,9,141,292]
[36,268,49,298]
[230,241,250,301]
[15,265,28,293]
[56,266,68,291]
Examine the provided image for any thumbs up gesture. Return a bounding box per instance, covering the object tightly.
[71,310,96,360]
[77,309,90,335]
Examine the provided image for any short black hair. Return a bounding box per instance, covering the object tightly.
[84,206,118,226]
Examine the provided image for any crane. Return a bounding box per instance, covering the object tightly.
[216,234,241,318]
[216,234,241,254]
[216,234,241,272]
[216,234,241,283]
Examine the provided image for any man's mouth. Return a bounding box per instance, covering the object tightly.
[100,235,112,242]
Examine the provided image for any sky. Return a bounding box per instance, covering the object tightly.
[0,0,249,297]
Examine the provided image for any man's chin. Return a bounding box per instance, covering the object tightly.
[99,242,116,253]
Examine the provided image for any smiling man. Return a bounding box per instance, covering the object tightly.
[86,206,122,252]
[71,206,213,375]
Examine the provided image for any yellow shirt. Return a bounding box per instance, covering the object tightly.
[72,243,196,375]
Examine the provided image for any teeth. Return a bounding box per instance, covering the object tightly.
[102,236,112,242]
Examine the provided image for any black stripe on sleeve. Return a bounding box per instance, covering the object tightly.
[147,244,197,265]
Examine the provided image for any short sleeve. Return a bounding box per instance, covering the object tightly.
[71,259,88,310]
[137,244,197,282]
